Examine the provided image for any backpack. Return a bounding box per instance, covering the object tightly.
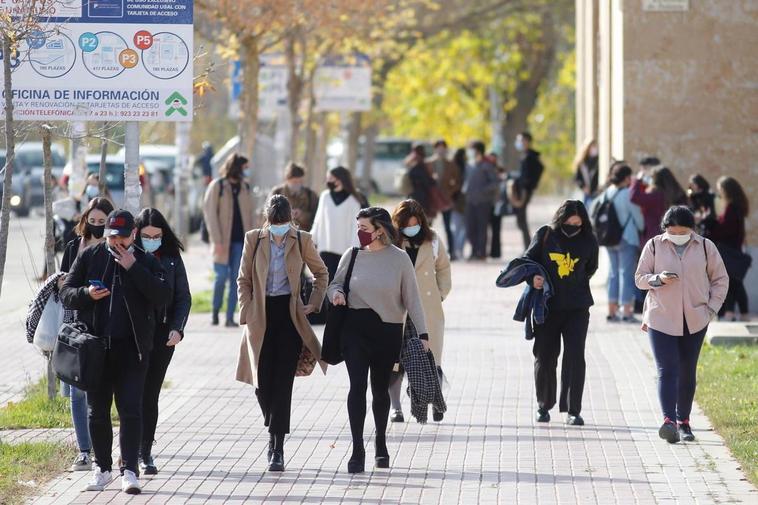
[592,190,628,247]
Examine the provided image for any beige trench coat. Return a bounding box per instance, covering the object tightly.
[235,228,328,387]
[401,232,452,364]
[202,178,255,265]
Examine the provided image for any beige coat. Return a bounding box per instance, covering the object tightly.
[203,178,255,265]
[401,231,452,364]
[235,228,329,387]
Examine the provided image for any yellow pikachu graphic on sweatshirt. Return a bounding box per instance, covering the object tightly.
[549,252,579,278]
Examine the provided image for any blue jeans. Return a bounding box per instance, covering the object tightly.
[63,382,91,452]
[606,241,639,305]
[648,323,707,422]
[213,241,243,322]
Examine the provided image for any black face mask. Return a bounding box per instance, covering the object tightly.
[326,181,337,191]
[87,223,105,239]
[561,224,581,238]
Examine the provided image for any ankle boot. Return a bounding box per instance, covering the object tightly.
[268,433,285,472]
[267,433,275,462]
[347,440,365,474]
[374,435,389,469]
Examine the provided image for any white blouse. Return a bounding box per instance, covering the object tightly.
[310,191,360,255]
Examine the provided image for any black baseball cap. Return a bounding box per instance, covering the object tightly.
[104,209,135,237]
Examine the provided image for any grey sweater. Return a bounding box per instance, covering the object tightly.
[327,245,428,334]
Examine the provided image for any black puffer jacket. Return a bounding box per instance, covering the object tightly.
[60,242,172,360]
[154,253,191,340]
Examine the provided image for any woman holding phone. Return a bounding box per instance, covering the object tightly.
[635,206,728,443]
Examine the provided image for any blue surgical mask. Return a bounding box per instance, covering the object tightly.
[85,185,98,199]
[402,225,421,238]
[515,139,525,152]
[243,168,252,179]
[142,238,162,253]
[269,223,291,237]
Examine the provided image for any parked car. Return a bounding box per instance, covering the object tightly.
[354,138,432,195]
[0,143,66,216]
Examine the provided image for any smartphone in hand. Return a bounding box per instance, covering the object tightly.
[89,279,107,290]
[661,271,679,279]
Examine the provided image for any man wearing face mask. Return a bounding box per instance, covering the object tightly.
[269,162,319,231]
[513,132,545,250]
[462,140,499,260]
[60,209,171,495]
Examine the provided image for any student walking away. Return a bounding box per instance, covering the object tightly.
[488,152,507,259]
[404,144,438,219]
[463,140,499,260]
[134,208,191,475]
[635,206,728,443]
[195,141,215,185]
[389,200,451,423]
[513,132,545,250]
[269,162,320,231]
[310,166,364,323]
[630,160,687,245]
[236,195,329,472]
[60,210,171,495]
[327,207,429,473]
[449,148,468,260]
[573,138,599,207]
[202,153,255,327]
[687,174,716,237]
[58,197,114,472]
[429,140,463,260]
[708,177,750,321]
[592,163,644,322]
[525,200,598,426]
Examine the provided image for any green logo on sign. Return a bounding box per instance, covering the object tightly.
[165,92,188,117]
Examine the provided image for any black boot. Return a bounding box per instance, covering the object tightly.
[268,433,285,472]
[374,435,389,469]
[267,433,275,462]
[212,312,219,326]
[347,441,365,474]
[139,442,158,475]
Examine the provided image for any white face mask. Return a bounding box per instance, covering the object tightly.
[665,232,691,246]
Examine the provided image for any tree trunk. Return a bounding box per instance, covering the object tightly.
[0,35,17,298]
[344,112,362,173]
[41,126,56,277]
[239,37,260,187]
[285,31,305,163]
[302,80,318,186]
[98,122,109,196]
[313,112,330,190]
[360,62,392,193]
[123,122,142,215]
[500,13,557,171]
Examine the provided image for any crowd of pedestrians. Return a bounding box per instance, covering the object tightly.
[22,137,752,495]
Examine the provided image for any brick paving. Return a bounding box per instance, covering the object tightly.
[8,200,754,504]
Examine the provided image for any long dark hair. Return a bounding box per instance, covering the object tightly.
[356,206,398,246]
[135,208,185,257]
[717,176,749,215]
[549,200,593,236]
[391,199,433,246]
[329,166,358,198]
[219,153,248,180]
[689,173,710,193]
[652,166,687,208]
[75,197,114,239]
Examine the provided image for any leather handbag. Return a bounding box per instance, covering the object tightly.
[52,322,107,392]
[321,247,359,365]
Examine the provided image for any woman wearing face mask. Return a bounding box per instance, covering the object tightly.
[635,206,728,443]
[525,200,598,426]
[236,195,329,472]
[80,174,113,205]
[59,197,114,472]
[310,166,367,323]
[328,207,429,473]
[134,208,191,475]
[388,199,451,423]
[572,139,599,207]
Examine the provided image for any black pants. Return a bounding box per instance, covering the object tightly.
[88,339,149,474]
[490,211,502,258]
[532,308,590,416]
[141,324,175,457]
[256,295,302,435]
[442,210,456,260]
[465,202,492,259]
[342,308,403,444]
[310,252,341,324]
[515,191,533,251]
[722,276,748,315]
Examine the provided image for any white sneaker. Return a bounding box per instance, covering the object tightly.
[121,469,142,495]
[83,466,112,492]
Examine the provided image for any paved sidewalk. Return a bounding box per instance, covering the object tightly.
[27,214,756,504]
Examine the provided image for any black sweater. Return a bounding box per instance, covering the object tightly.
[524,225,598,310]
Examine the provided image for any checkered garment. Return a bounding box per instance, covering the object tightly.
[400,316,447,424]
[25,272,67,344]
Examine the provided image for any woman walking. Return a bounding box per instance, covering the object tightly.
[310,166,365,323]
[573,138,600,207]
[595,163,644,322]
[687,174,716,237]
[404,144,437,219]
[630,165,687,246]
[388,199,451,422]
[525,200,598,425]
[134,208,191,475]
[708,177,749,321]
[327,207,429,473]
[635,206,728,443]
[236,195,329,471]
[59,197,114,472]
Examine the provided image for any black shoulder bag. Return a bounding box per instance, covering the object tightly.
[52,322,107,392]
[321,248,359,365]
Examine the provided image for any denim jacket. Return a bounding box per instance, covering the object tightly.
[496,257,554,339]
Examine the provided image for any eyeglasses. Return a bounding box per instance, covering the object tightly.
[140,233,163,240]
